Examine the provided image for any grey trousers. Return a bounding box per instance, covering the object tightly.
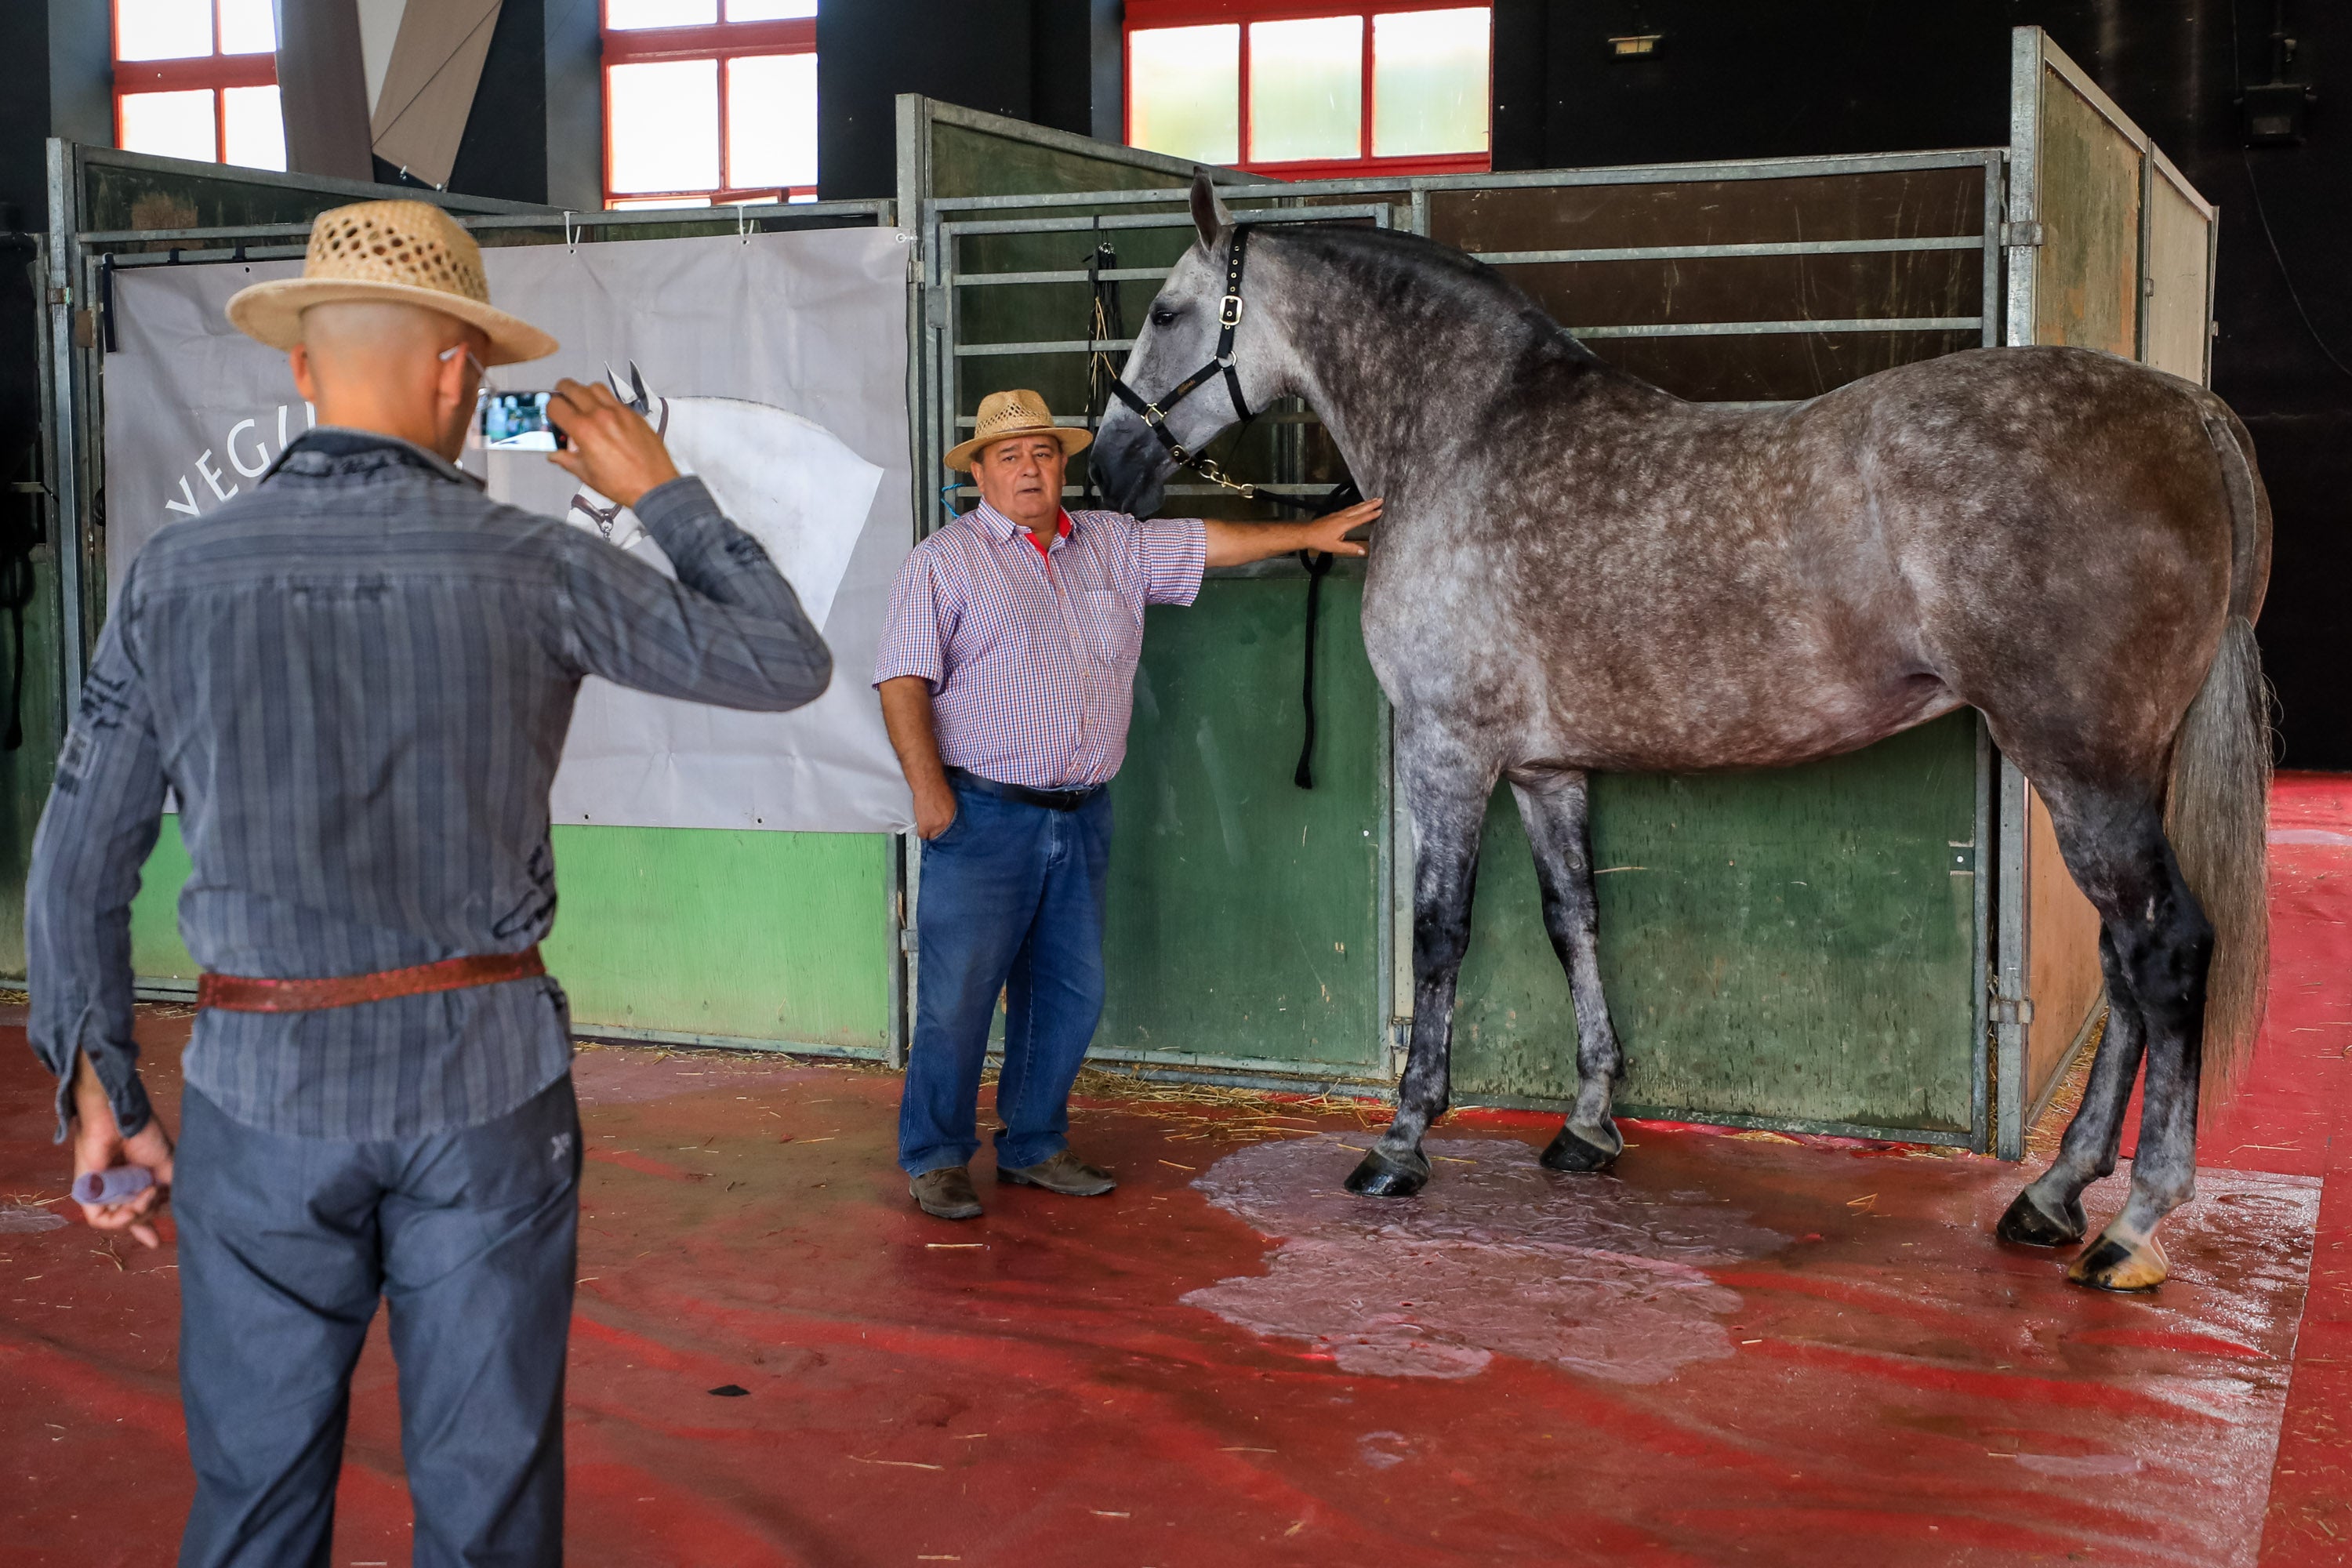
[173,1074,582,1568]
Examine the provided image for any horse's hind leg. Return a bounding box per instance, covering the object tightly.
[1998,927,2146,1245]
[1346,734,1494,1199]
[1511,771,1624,1171]
[1999,786,2213,1291]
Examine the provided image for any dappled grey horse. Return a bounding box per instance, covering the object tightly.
[1091,176,2271,1294]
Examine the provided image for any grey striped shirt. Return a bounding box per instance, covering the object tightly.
[27,429,833,1142]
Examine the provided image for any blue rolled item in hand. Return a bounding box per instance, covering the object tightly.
[73,1166,154,1207]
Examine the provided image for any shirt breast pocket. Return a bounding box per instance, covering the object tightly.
[1080,588,1144,669]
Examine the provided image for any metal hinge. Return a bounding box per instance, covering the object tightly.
[899,927,920,954]
[47,285,70,306]
[1999,220,2045,248]
[1991,995,2036,1026]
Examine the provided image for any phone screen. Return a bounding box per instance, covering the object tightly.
[481,391,567,451]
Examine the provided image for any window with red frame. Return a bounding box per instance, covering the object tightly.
[1126,2,1490,179]
[602,0,820,209]
[113,0,285,172]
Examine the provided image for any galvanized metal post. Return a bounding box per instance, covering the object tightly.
[44,140,85,706]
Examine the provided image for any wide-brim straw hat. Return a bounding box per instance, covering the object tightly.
[946,389,1093,470]
[226,199,557,366]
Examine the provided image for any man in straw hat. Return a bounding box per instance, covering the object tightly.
[25,199,833,1563]
[876,389,1379,1219]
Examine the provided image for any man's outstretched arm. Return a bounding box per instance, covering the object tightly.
[1202,498,1381,568]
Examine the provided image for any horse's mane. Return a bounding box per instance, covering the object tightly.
[1258,220,1604,369]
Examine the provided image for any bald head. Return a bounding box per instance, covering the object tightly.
[288,299,490,462]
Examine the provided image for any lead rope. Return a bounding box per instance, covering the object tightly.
[1081,234,1122,508]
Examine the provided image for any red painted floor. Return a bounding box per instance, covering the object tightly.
[2,771,2349,1567]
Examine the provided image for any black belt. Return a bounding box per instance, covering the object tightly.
[946,768,1103,812]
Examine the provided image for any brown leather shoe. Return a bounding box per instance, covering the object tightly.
[996,1149,1116,1196]
[909,1165,982,1220]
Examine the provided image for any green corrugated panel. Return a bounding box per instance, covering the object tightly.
[1450,712,1980,1133]
[1098,576,1385,1072]
[126,822,891,1052]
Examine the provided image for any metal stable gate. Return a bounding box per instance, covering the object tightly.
[906,24,2219,1156]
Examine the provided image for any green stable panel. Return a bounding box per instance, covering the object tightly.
[1450,712,1981,1136]
[1098,574,1387,1076]
[129,822,891,1053]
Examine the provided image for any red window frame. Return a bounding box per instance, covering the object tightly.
[111,0,279,166]
[1124,0,1492,180]
[600,9,818,208]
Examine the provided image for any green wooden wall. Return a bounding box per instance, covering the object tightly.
[1452,712,1981,1136]
[1098,575,1386,1077]
[128,822,891,1052]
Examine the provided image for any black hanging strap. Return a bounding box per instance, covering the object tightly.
[1287,478,1361,789]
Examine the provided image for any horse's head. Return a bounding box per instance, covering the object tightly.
[1092,174,1294,517]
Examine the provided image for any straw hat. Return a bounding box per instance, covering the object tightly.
[946,389,1093,470]
[226,199,557,365]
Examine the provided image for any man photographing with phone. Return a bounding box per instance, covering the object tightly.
[24,199,832,1566]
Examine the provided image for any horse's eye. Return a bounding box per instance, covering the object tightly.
[1150,307,1177,328]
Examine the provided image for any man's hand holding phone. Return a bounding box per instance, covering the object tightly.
[544,378,681,512]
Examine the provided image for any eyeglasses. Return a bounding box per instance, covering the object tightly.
[439,342,494,399]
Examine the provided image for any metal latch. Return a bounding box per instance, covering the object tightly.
[1999,221,2045,248]
[1991,995,2036,1025]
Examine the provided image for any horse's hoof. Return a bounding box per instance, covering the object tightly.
[1539,1119,1623,1173]
[1345,1147,1431,1198]
[1994,1188,2086,1248]
[2067,1229,2169,1293]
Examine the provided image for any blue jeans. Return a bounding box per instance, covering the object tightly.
[899,779,1114,1175]
[174,1076,580,1568]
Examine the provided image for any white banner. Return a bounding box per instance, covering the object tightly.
[100,227,918,833]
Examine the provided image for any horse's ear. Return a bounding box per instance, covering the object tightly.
[1189,172,1231,251]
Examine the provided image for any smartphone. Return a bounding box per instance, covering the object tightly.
[481,391,567,451]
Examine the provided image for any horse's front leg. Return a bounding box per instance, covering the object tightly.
[1347,750,1493,1199]
[1512,771,1625,1171]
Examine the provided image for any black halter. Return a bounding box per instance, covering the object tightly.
[1101,224,1361,788]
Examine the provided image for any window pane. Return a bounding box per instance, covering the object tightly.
[608,59,720,194]
[216,0,278,54]
[725,0,818,17]
[1128,25,1238,165]
[605,0,717,27]
[1249,16,1362,163]
[222,85,286,170]
[728,53,817,189]
[115,0,212,61]
[1372,8,1490,158]
[118,89,217,162]
[609,196,715,209]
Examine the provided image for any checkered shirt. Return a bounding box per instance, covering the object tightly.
[873,501,1207,789]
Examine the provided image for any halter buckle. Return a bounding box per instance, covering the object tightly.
[1218,294,1244,328]
[1142,404,1167,427]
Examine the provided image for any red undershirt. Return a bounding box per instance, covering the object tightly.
[1021,510,1073,563]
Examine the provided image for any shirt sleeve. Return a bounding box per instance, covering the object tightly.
[26,579,169,1143]
[553,474,835,712]
[872,544,954,689]
[1133,516,1207,607]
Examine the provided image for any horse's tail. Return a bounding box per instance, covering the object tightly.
[2169,408,2274,1102]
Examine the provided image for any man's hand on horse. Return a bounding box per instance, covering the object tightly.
[70,1053,173,1250]
[1308,497,1381,557]
[545,377,681,511]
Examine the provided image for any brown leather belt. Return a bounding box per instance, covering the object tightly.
[195,946,546,1013]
